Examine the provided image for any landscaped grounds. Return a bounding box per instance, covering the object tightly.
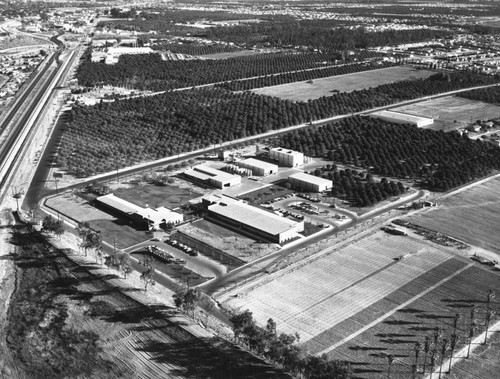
[116,183,201,210]
[251,66,434,101]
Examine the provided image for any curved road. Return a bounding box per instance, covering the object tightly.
[199,189,426,296]
[23,82,499,210]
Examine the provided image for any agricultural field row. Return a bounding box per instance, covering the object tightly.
[324,263,500,378]
[407,176,500,254]
[223,232,452,343]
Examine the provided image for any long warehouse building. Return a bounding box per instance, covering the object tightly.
[369,110,434,127]
[203,195,304,244]
[184,165,241,189]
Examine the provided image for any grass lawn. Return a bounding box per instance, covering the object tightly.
[90,219,149,250]
[116,184,201,209]
[191,219,245,239]
[251,66,434,101]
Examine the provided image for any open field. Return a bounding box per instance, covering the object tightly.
[393,96,500,132]
[222,232,453,342]
[407,176,500,255]
[251,66,434,101]
[116,184,201,210]
[0,35,48,51]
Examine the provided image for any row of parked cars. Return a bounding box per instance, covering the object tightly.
[297,193,321,202]
[146,245,186,265]
[273,207,304,220]
[165,238,199,257]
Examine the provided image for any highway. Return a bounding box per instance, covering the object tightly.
[0,52,60,202]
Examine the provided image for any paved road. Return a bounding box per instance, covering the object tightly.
[23,82,500,211]
[199,189,426,296]
[125,240,226,279]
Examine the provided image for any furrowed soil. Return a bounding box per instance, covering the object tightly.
[407,176,500,255]
[3,223,289,379]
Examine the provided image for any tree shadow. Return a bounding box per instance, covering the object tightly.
[135,337,289,378]
[379,338,418,345]
[416,313,454,320]
[397,308,423,314]
[349,346,387,351]
[375,333,416,338]
[383,320,419,325]
[409,326,436,332]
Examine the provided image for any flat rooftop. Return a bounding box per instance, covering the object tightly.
[270,147,304,157]
[97,193,142,215]
[192,165,240,183]
[289,172,332,186]
[208,197,299,236]
[241,158,278,170]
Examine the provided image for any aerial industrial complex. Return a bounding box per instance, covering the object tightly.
[96,193,183,229]
[202,194,304,243]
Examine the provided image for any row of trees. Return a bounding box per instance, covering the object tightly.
[230,310,351,379]
[277,115,500,192]
[76,47,379,91]
[458,86,500,105]
[151,42,240,56]
[310,166,406,207]
[208,21,451,51]
[61,72,499,178]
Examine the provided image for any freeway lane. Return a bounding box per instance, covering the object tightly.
[0,53,61,203]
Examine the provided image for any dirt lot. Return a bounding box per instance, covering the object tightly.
[407,175,500,255]
[393,96,500,132]
[251,66,434,101]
